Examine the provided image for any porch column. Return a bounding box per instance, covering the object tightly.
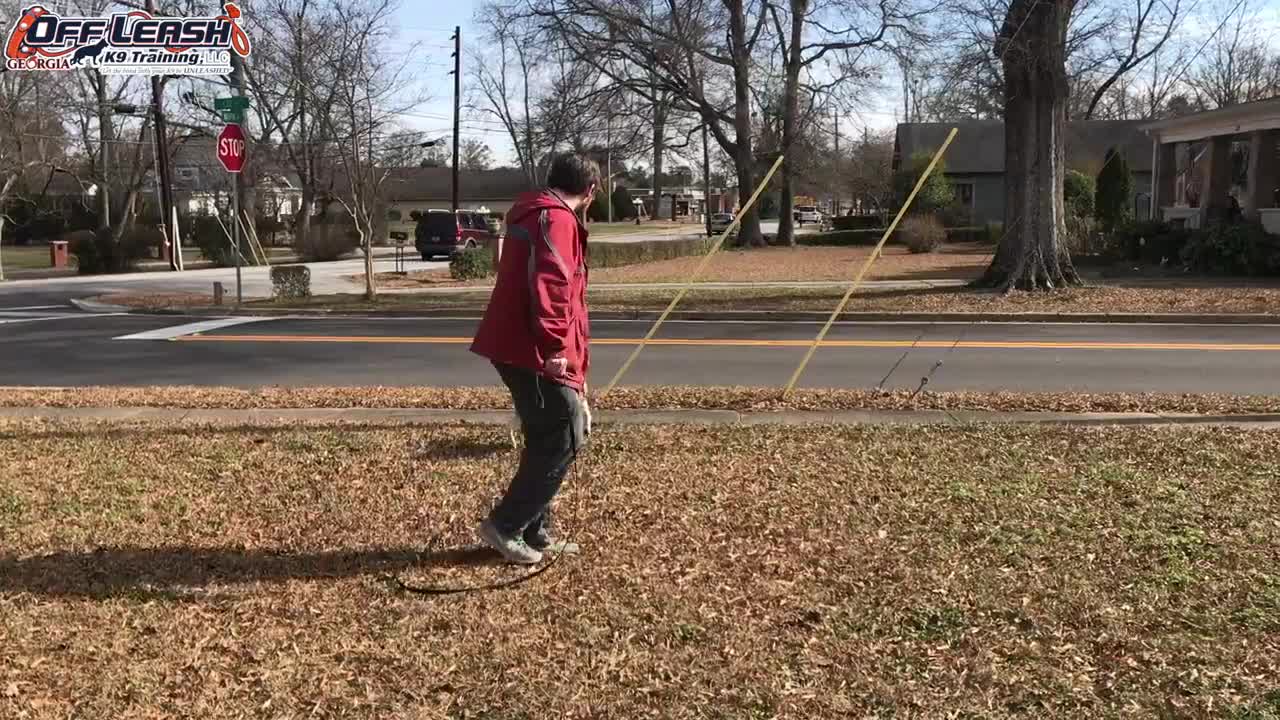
[1244,130,1279,219]
[1154,140,1177,215]
[1201,135,1232,225]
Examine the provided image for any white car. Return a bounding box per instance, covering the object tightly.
[794,205,822,225]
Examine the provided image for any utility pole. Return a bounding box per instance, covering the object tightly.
[96,71,111,245]
[702,121,711,238]
[450,26,461,213]
[832,107,840,217]
[146,0,178,271]
[229,53,249,305]
[606,114,613,223]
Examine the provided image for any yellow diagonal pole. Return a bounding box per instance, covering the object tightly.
[782,127,959,396]
[599,153,788,399]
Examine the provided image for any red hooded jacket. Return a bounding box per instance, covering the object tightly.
[471,190,590,391]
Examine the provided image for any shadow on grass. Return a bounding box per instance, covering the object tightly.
[0,543,510,601]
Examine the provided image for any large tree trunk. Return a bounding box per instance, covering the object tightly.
[728,1,763,247]
[362,226,376,300]
[652,96,666,224]
[296,183,314,255]
[976,0,1080,291]
[774,0,807,248]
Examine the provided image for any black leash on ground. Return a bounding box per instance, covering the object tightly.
[384,439,587,598]
[386,551,564,596]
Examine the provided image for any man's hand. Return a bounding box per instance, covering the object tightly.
[543,356,568,378]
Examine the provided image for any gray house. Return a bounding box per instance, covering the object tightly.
[893,120,1154,225]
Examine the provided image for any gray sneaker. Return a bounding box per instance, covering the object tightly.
[524,525,581,555]
[477,519,543,565]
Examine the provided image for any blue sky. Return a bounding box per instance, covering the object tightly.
[394,4,519,162]
[388,1,905,168]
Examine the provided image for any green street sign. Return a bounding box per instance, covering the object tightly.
[214,96,250,112]
[220,109,245,123]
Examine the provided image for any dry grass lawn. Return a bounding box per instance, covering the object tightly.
[5,385,1280,416]
[289,284,1280,316]
[2,420,1279,717]
[96,280,1280,318]
[355,244,993,290]
[590,243,993,283]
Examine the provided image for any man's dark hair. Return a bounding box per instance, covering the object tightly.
[546,153,601,196]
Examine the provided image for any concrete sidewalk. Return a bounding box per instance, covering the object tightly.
[4,406,1279,428]
[378,278,965,296]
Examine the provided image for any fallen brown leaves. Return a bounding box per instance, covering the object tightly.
[591,243,993,284]
[97,292,216,309]
[586,284,1280,315]
[345,245,994,289]
[1,421,1279,717]
[1,385,1279,416]
[96,283,1280,319]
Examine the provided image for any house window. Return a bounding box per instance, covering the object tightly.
[176,167,197,181]
[953,182,975,208]
[387,209,402,222]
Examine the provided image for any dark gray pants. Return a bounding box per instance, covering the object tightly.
[489,363,584,538]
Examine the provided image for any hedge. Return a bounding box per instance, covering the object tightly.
[798,226,997,247]
[588,237,710,269]
[830,215,884,231]
[270,265,311,299]
[450,247,493,280]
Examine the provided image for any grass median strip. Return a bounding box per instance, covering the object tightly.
[1,421,1278,717]
[97,282,1280,317]
[171,333,1280,352]
[3,385,1280,416]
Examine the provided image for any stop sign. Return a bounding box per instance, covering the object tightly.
[217,123,246,173]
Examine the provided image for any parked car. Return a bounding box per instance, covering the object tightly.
[793,205,822,225]
[707,212,734,237]
[415,210,498,260]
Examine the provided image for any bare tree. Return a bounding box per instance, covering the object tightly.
[0,64,71,279]
[765,0,920,245]
[241,0,347,253]
[1187,4,1280,108]
[531,0,774,245]
[461,139,495,171]
[472,4,637,189]
[1079,0,1184,118]
[313,0,421,300]
[846,127,894,216]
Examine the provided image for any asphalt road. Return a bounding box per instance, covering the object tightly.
[5,308,1280,394]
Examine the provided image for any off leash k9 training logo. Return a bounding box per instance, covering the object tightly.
[5,2,251,75]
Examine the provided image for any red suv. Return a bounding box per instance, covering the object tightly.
[414,210,498,260]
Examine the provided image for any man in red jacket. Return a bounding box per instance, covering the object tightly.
[470,153,598,564]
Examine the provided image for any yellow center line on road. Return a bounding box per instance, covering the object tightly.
[173,334,1280,352]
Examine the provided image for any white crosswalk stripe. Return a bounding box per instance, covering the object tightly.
[0,305,123,325]
[113,316,275,340]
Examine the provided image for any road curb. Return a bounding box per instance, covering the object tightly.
[70,298,132,313]
[79,300,1280,325]
[3,406,1280,428]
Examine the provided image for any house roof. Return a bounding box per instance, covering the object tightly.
[895,120,1153,175]
[1139,96,1280,143]
[378,166,532,203]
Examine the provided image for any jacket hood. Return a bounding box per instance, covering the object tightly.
[507,189,584,227]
